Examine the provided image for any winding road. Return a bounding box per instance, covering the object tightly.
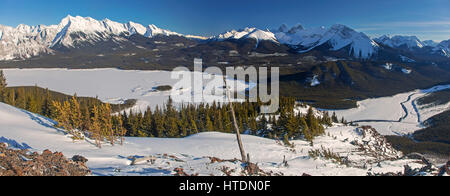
[351,92,422,125]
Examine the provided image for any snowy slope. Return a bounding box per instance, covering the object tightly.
[332,84,450,135]
[0,102,432,176]
[0,15,184,60]
[275,24,379,59]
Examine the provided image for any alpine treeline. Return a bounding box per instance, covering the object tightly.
[0,70,340,146]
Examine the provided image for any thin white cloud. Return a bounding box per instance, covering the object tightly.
[363,20,450,28]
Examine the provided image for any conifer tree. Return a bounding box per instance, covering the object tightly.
[180,118,188,137]
[166,117,179,137]
[101,103,114,145]
[26,95,39,113]
[152,106,165,137]
[52,101,73,135]
[117,114,127,145]
[258,115,269,136]
[285,113,300,138]
[82,106,91,131]
[189,118,198,135]
[70,95,82,131]
[16,88,26,109]
[205,115,214,132]
[142,107,153,136]
[7,89,15,106]
[41,89,51,117]
[0,70,6,101]
[63,101,73,130]
[90,105,102,148]
[322,111,332,127]
[332,112,339,123]
[248,115,258,135]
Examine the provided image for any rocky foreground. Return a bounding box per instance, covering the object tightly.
[0,143,91,176]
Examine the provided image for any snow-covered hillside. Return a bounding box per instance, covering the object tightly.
[3,68,253,113]
[332,84,450,135]
[0,102,434,176]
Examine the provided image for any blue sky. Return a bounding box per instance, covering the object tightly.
[1,0,449,41]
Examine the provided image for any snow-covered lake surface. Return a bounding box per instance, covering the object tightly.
[331,84,450,136]
[3,68,253,112]
[0,102,431,176]
[4,68,450,136]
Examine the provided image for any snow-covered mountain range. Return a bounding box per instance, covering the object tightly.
[374,35,425,49]
[276,24,379,59]
[0,15,449,61]
[213,24,379,58]
[0,15,183,60]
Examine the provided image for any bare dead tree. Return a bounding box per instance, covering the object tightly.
[223,76,247,162]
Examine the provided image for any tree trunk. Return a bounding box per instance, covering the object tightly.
[224,76,247,162]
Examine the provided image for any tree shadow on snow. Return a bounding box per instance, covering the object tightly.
[19,109,67,135]
[90,167,172,176]
[0,137,32,150]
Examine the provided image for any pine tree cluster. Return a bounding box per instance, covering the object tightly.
[0,71,340,144]
[118,97,334,142]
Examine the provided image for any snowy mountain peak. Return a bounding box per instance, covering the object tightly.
[0,15,186,60]
[423,40,439,47]
[375,35,424,49]
[278,24,289,33]
[275,24,378,59]
[126,21,147,35]
[144,24,181,38]
[215,27,277,43]
[434,39,450,57]
[288,24,305,34]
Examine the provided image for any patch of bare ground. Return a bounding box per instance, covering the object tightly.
[0,143,91,176]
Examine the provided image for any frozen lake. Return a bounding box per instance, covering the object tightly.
[3,68,252,112]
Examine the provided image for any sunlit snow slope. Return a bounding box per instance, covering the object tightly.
[0,102,431,176]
